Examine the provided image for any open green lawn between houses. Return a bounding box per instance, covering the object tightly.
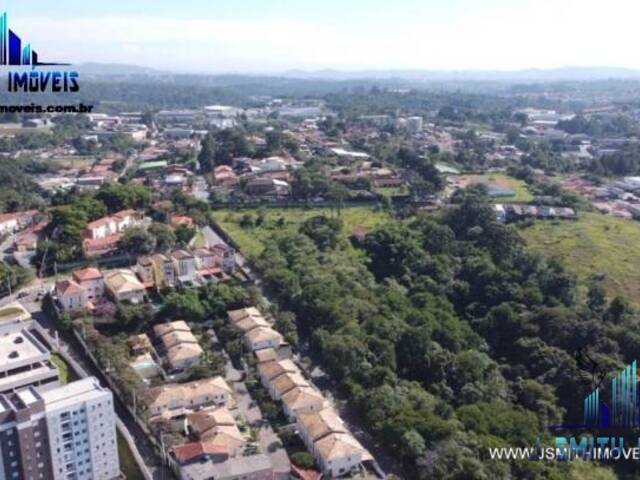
[211,206,391,257]
[448,173,533,203]
[520,212,640,303]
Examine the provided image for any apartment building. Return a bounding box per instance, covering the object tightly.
[0,377,120,480]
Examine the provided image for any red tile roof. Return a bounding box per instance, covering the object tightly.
[56,279,84,296]
[170,215,194,227]
[171,441,228,463]
[72,267,103,282]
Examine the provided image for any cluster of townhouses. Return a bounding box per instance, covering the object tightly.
[54,242,236,313]
[142,369,276,480]
[228,307,373,478]
[0,302,119,480]
[122,315,279,480]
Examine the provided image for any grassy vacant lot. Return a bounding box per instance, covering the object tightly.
[454,173,533,202]
[49,156,96,169]
[0,123,52,136]
[520,213,640,302]
[212,206,390,257]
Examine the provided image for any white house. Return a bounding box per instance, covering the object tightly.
[71,267,104,301]
[171,249,197,284]
[55,279,86,311]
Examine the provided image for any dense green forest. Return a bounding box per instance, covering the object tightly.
[255,187,636,479]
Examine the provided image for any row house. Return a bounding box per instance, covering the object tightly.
[144,377,233,420]
[152,253,175,287]
[297,408,372,478]
[257,357,325,422]
[172,249,198,285]
[153,320,203,372]
[186,407,245,457]
[226,307,285,353]
[254,352,372,477]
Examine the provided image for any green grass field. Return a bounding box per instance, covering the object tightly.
[520,213,640,302]
[212,206,390,257]
[464,173,533,202]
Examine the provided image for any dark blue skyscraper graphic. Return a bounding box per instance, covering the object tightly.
[578,360,639,431]
[0,12,65,67]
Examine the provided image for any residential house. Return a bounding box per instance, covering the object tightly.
[187,407,245,456]
[296,408,372,477]
[170,215,194,228]
[153,321,203,372]
[136,255,156,288]
[55,279,86,311]
[152,253,175,287]
[144,377,233,419]
[172,250,198,285]
[104,269,146,303]
[297,407,347,450]
[0,213,18,235]
[85,209,142,240]
[227,307,264,326]
[14,231,38,252]
[270,371,309,401]
[194,248,223,282]
[244,178,291,197]
[82,233,122,257]
[194,248,217,270]
[243,327,284,353]
[177,453,273,480]
[13,221,46,252]
[257,358,298,390]
[210,243,236,273]
[213,165,239,187]
[171,441,229,466]
[314,432,371,478]
[0,209,38,235]
[71,267,104,301]
[281,386,325,421]
[227,307,285,352]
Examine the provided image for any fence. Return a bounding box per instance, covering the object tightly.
[30,322,154,480]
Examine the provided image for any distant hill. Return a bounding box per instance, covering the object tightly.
[282,67,640,82]
[75,62,168,76]
[72,63,640,83]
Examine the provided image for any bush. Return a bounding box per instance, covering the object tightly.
[290,451,315,469]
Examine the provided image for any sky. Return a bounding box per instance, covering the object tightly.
[3,0,640,74]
